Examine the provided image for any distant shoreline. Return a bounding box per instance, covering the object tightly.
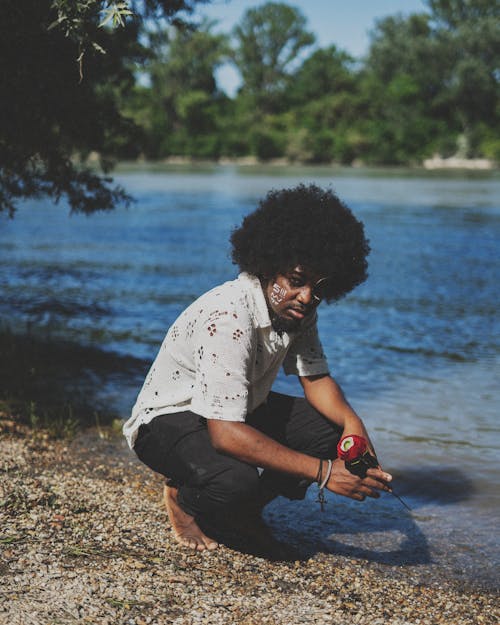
[111,156,500,175]
[422,155,495,170]
[96,152,499,174]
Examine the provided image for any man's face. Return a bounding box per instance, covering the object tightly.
[264,266,329,332]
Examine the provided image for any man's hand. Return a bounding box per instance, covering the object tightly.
[326,458,392,501]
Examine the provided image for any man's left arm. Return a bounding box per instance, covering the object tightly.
[299,373,376,457]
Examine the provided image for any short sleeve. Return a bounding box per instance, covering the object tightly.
[190,304,254,421]
[283,313,329,377]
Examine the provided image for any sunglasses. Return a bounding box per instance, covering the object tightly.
[284,273,330,304]
[311,277,330,304]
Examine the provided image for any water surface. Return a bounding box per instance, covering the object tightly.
[1,166,498,588]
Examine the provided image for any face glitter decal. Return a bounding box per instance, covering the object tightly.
[270,282,287,306]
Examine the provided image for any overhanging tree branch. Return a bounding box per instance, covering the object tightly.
[0,0,209,216]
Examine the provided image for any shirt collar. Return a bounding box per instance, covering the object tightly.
[238,272,272,328]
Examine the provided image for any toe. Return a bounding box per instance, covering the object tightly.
[180,537,197,550]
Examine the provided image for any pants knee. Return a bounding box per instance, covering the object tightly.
[206,464,260,507]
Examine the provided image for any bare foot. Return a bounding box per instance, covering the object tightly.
[163,485,218,552]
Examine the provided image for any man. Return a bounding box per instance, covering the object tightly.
[123,184,392,551]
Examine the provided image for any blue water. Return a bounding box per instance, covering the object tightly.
[1,165,499,587]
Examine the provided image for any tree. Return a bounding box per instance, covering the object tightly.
[359,13,445,163]
[360,1,500,162]
[426,0,499,26]
[287,45,357,106]
[280,45,360,163]
[0,0,209,216]
[426,0,500,155]
[232,2,315,116]
[135,19,229,158]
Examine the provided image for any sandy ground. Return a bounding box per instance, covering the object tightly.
[1,422,498,625]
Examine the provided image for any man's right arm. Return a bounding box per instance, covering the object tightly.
[206,419,392,501]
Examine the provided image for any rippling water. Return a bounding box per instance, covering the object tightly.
[1,166,499,587]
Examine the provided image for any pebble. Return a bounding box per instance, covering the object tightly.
[0,426,498,625]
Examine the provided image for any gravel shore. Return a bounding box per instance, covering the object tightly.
[1,421,498,625]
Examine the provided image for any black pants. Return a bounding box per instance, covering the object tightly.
[133,391,342,519]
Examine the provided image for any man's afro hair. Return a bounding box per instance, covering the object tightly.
[230,184,370,302]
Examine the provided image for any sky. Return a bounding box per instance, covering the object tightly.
[192,0,428,95]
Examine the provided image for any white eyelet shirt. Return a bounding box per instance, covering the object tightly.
[123,272,329,448]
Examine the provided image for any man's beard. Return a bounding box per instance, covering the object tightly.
[270,313,302,335]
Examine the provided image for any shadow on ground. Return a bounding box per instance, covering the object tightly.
[0,329,148,431]
[208,466,476,567]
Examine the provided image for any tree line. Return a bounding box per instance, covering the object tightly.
[121,0,499,166]
[1,0,498,215]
